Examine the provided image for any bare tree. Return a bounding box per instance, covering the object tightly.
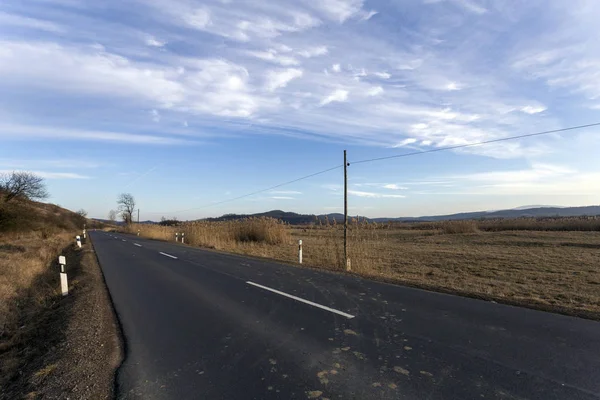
[0,171,49,203]
[117,193,136,224]
[108,209,117,223]
[76,209,88,218]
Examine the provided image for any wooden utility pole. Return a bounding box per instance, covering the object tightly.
[137,209,140,223]
[344,150,350,271]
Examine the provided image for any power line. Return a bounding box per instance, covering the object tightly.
[351,122,600,165]
[145,164,342,215]
[144,121,600,216]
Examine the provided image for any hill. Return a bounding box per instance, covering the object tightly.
[374,205,600,222]
[196,205,600,225]
[1,199,103,233]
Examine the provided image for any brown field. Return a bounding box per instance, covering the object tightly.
[131,217,600,318]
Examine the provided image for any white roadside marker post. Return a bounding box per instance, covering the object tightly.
[76,235,82,248]
[137,230,140,236]
[58,255,68,296]
[175,232,179,242]
[298,240,303,264]
[83,229,86,240]
[181,233,185,244]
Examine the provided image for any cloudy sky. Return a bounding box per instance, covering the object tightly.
[1,0,599,219]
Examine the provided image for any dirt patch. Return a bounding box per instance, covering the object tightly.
[0,241,122,399]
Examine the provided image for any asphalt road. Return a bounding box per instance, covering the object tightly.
[90,231,600,400]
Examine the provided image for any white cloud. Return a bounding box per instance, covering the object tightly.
[367,86,384,96]
[265,68,303,91]
[349,190,406,198]
[1,0,593,162]
[520,105,546,114]
[360,10,378,21]
[0,170,90,179]
[184,8,211,29]
[297,46,328,58]
[418,163,600,196]
[445,82,461,91]
[0,123,196,145]
[392,138,417,147]
[307,0,366,22]
[450,0,487,14]
[383,184,407,190]
[322,183,342,192]
[170,2,320,42]
[373,72,391,79]
[247,49,299,66]
[0,158,103,169]
[320,89,349,105]
[0,40,184,106]
[0,11,64,33]
[151,109,160,122]
[271,196,294,200]
[454,163,575,184]
[146,37,166,47]
[270,190,302,195]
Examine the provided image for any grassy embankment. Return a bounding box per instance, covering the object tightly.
[0,199,99,390]
[131,216,600,318]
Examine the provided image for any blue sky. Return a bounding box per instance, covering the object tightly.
[1,0,600,219]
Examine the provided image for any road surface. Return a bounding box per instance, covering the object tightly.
[90,231,600,400]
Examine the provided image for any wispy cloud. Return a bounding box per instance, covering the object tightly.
[408,163,600,196]
[1,0,597,161]
[270,190,302,195]
[297,46,328,58]
[308,0,370,23]
[0,158,103,169]
[0,11,64,33]
[382,184,407,190]
[145,37,165,47]
[270,196,295,200]
[0,169,90,179]
[320,89,349,106]
[0,124,197,145]
[265,68,303,91]
[348,190,405,198]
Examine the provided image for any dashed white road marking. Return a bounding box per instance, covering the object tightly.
[122,239,127,242]
[134,243,142,247]
[246,281,355,319]
[159,252,178,260]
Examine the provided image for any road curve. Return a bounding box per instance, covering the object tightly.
[90,231,600,400]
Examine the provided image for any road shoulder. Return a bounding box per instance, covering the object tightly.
[1,240,123,400]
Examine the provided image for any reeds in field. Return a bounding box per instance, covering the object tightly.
[131,217,290,250]
[437,220,479,234]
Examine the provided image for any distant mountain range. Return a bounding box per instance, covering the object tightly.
[93,205,600,225]
[201,206,600,224]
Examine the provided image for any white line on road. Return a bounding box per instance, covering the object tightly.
[134,243,142,247]
[159,252,178,260]
[246,281,355,319]
[122,239,127,242]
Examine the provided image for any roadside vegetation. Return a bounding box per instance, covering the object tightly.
[131,215,600,318]
[0,171,102,394]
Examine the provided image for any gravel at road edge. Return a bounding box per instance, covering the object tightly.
[25,242,123,399]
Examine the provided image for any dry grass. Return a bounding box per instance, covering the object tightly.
[131,217,290,250]
[390,216,600,232]
[477,216,600,232]
[133,217,600,317]
[0,231,72,336]
[437,220,479,234]
[0,198,97,390]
